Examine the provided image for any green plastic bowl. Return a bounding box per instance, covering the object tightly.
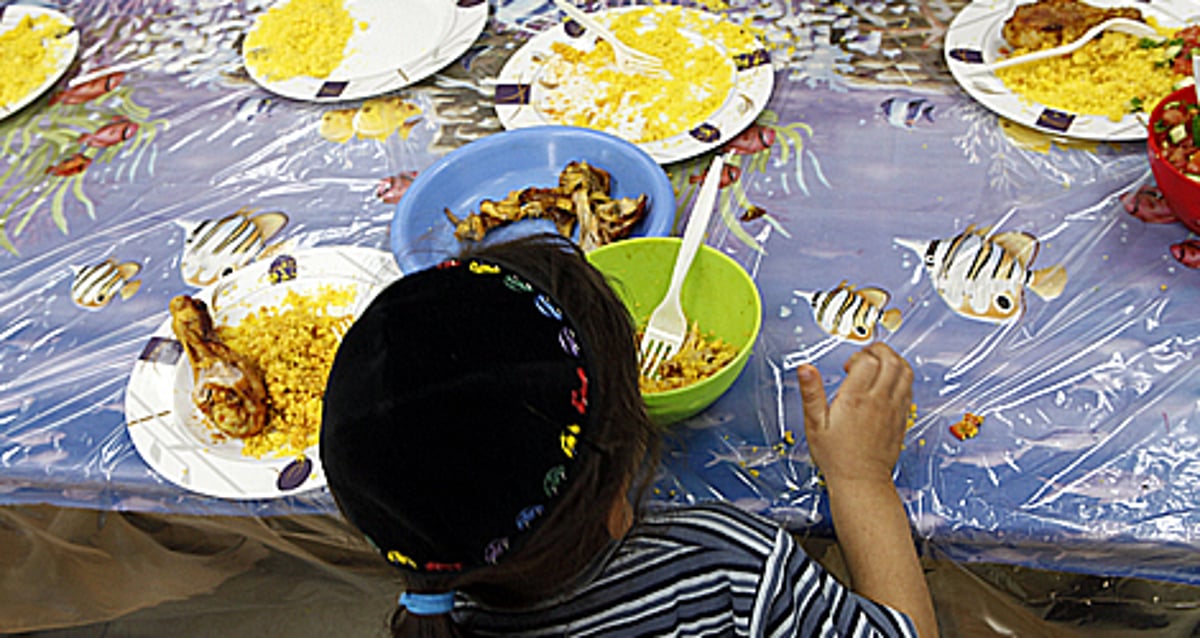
[588,237,762,425]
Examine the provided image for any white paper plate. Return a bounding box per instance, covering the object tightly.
[945,0,1197,141]
[124,246,402,500]
[494,5,774,164]
[0,5,78,119]
[242,0,488,102]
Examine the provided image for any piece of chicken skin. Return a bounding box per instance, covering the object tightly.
[169,295,269,438]
[1002,0,1142,51]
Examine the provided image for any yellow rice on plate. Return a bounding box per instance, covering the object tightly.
[639,322,738,393]
[216,285,353,458]
[0,14,71,106]
[994,21,1180,121]
[243,0,359,81]
[537,6,761,144]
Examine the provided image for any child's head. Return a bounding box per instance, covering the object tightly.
[321,234,660,628]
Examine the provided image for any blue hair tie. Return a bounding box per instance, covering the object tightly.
[399,591,456,615]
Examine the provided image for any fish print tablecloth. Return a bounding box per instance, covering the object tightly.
[3,0,1200,587]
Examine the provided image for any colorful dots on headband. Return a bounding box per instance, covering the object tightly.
[504,273,533,293]
[484,537,510,565]
[559,326,580,357]
[387,549,418,569]
[515,504,545,531]
[468,260,501,275]
[543,465,567,497]
[571,367,588,415]
[363,257,592,573]
[535,293,562,320]
[560,424,581,459]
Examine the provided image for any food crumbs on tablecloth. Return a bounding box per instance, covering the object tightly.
[537,5,759,143]
[243,0,358,81]
[0,14,71,106]
[949,412,983,441]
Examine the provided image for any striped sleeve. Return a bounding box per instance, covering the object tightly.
[457,502,918,637]
[752,524,918,638]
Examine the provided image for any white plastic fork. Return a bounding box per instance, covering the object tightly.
[638,153,728,379]
[551,0,669,78]
[975,18,1164,73]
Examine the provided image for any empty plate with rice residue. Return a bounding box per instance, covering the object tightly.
[495,4,774,164]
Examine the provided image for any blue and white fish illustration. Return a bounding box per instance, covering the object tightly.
[794,281,902,343]
[895,225,1067,323]
[70,258,142,310]
[880,97,935,130]
[176,208,289,287]
[234,96,278,123]
[679,410,736,430]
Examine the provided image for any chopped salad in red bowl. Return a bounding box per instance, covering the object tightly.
[1147,85,1200,233]
[1153,96,1200,176]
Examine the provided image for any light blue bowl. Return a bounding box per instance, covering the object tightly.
[391,126,675,272]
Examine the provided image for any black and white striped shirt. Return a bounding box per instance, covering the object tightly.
[456,502,917,637]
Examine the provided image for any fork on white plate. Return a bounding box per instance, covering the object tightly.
[974,17,1163,73]
[638,153,728,379]
[551,0,669,78]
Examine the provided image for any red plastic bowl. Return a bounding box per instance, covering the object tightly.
[1147,85,1200,234]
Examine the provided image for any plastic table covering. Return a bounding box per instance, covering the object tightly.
[2,0,1199,591]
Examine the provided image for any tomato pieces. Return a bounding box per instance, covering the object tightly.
[1154,99,1200,178]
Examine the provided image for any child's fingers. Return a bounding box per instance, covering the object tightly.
[871,345,910,398]
[840,347,881,396]
[796,365,828,433]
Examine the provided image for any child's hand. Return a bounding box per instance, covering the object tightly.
[797,343,913,487]
[798,344,938,637]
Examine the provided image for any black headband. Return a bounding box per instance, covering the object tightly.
[321,257,592,573]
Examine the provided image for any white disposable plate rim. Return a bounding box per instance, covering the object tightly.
[0,5,79,119]
[242,0,488,103]
[123,246,402,500]
[944,0,1198,142]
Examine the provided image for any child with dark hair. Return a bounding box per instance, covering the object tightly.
[321,234,937,637]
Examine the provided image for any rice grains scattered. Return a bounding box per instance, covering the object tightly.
[217,286,353,458]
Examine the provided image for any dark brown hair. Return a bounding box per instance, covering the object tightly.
[382,234,661,637]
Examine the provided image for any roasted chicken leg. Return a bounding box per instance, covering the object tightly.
[169,295,269,438]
